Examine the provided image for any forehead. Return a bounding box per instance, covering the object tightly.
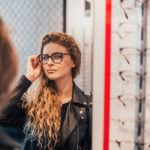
[43,43,67,54]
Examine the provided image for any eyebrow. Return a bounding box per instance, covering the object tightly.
[42,51,65,55]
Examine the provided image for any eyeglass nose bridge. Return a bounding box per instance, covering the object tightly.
[47,55,55,64]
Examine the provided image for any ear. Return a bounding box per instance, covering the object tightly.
[71,60,75,68]
[71,64,75,68]
[72,63,75,68]
[70,58,75,68]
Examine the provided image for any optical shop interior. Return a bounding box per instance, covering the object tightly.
[1,0,150,150]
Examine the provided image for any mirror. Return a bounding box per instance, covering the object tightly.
[0,0,93,149]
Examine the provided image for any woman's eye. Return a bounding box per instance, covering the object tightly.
[53,53,62,59]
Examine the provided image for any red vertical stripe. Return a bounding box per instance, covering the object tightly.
[103,0,112,150]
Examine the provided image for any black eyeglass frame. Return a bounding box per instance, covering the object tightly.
[38,52,73,64]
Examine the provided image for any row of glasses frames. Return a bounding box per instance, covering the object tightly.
[110,0,150,149]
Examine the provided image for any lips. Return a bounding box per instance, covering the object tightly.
[46,69,57,73]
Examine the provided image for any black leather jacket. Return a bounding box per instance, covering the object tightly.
[0,127,21,150]
[0,76,92,150]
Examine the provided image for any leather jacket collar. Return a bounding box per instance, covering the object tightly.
[72,83,88,106]
[61,83,88,145]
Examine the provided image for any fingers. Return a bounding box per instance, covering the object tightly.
[28,55,41,69]
[31,58,39,69]
[26,55,42,82]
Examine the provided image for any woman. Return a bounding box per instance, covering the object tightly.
[0,17,21,149]
[1,32,92,150]
[0,17,18,109]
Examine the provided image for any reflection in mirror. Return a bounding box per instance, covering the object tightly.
[66,0,93,95]
[0,0,93,149]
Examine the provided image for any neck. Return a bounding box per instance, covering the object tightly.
[55,75,73,104]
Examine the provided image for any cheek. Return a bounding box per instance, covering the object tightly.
[61,63,73,71]
[42,65,50,75]
[63,59,75,68]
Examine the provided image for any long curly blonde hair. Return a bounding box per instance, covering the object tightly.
[22,32,81,149]
[23,76,62,149]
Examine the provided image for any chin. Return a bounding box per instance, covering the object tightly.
[45,74,60,81]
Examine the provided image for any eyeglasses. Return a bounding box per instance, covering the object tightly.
[39,52,72,64]
[111,94,137,120]
[114,21,138,39]
[110,140,146,149]
[119,0,148,19]
[110,118,135,142]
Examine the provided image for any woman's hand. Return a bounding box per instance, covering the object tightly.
[26,55,42,82]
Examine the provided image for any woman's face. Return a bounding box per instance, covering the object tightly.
[42,42,75,81]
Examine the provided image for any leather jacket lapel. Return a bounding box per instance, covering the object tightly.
[61,102,82,145]
[61,84,87,145]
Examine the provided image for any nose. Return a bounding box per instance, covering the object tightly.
[47,57,54,66]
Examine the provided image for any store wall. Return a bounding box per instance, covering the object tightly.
[0,0,63,76]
